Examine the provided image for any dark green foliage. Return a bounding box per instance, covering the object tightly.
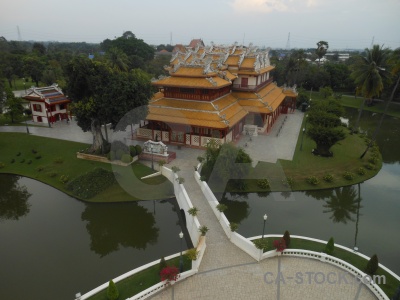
[230,222,239,232]
[135,145,142,155]
[257,179,270,189]
[323,237,335,255]
[129,145,137,157]
[343,171,354,181]
[31,149,37,154]
[365,254,379,275]
[109,151,116,161]
[35,155,41,159]
[0,162,5,169]
[60,175,69,184]
[323,173,334,182]
[216,203,227,212]
[159,257,167,273]
[20,158,25,163]
[283,230,291,248]
[115,149,125,161]
[10,158,15,163]
[253,238,268,251]
[16,152,21,156]
[107,280,119,300]
[306,176,319,185]
[27,160,32,165]
[65,168,117,199]
[111,140,129,155]
[121,154,132,164]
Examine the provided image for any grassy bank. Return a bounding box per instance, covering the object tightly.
[0,132,173,202]
[87,256,191,300]
[253,237,399,298]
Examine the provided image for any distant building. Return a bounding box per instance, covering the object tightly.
[136,42,297,147]
[23,84,71,124]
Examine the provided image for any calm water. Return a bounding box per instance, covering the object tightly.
[0,176,189,300]
[220,108,400,274]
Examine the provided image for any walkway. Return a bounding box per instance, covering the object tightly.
[0,113,377,300]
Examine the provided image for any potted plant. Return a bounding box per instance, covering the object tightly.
[188,207,199,216]
[199,225,209,236]
[160,266,180,285]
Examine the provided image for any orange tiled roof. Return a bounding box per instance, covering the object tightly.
[237,65,274,75]
[152,76,231,89]
[225,55,240,66]
[172,66,217,77]
[240,57,255,69]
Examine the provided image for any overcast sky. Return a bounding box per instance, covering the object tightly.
[1,0,399,50]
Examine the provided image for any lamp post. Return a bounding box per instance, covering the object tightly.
[300,127,306,151]
[150,144,154,170]
[262,214,267,239]
[179,231,184,272]
[23,81,26,94]
[24,113,29,134]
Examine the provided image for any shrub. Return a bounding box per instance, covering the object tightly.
[27,160,32,165]
[160,266,180,282]
[115,149,125,160]
[121,154,132,164]
[343,171,354,181]
[159,257,167,273]
[257,179,270,189]
[216,203,227,212]
[65,168,117,199]
[60,175,69,184]
[20,159,25,163]
[368,157,378,165]
[94,148,102,155]
[31,149,37,154]
[323,237,335,255]
[188,207,199,216]
[365,254,379,275]
[10,158,15,163]
[197,156,205,163]
[200,175,207,181]
[111,140,129,155]
[199,225,209,236]
[176,177,185,184]
[158,160,166,168]
[54,157,63,164]
[48,172,58,178]
[109,151,116,161]
[282,177,294,188]
[357,167,366,175]
[365,163,375,170]
[16,152,21,156]
[129,145,137,157]
[171,166,180,173]
[35,155,41,159]
[36,166,44,172]
[185,248,199,261]
[253,238,268,250]
[306,176,319,185]
[230,222,239,232]
[106,280,119,300]
[323,173,334,182]
[0,162,5,169]
[273,238,286,252]
[135,144,142,155]
[283,230,291,248]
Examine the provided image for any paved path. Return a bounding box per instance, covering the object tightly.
[1,113,377,300]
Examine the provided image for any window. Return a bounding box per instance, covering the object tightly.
[51,106,56,112]
[241,77,248,87]
[32,104,42,112]
[180,88,195,94]
[59,104,65,110]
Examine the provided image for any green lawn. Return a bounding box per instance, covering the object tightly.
[0,132,173,202]
[2,78,44,91]
[87,256,191,300]
[253,237,399,298]
[0,113,41,127]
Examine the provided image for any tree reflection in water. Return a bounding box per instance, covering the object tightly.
[0,175,31,221]
[81,202,159,257]
[322,186,360,224]
[219,192,250,225]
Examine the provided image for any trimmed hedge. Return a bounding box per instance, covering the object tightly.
[66,168,117,199]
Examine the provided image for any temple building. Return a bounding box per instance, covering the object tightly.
[23,84,71,124]
[137,43,297,147]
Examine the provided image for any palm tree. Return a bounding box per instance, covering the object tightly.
[106,47,129,72]
[350,45,391,134]
[316,41,329,66]
[359,47,400,158]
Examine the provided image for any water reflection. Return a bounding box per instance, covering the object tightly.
[322,186,360,224]
[0,175,31,221]
[220,192,250,225]
[81,202,159,257]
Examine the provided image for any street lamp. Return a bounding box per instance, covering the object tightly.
[150,144,154,170]
[23,81,26,94]
[300,127,306,151]
[179,231,184,272]
[262,214,267,239]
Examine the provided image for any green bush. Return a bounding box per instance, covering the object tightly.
[27,160,32,165]
[185,248,199,261]
[121,154,132,164]
[230,222,239,232]
[20,159,25,163]
[176,177,185,184]
[129,145,137,157]
[216,203,227,212]
[257,179,270,189]
[306,176,319,185]
[107,280,119,300]
[253,238,268,250]
[199,225,209,236]
[135,144,142,155]
[60,175,69,184]
[197,156,205,163]
[115,149,125,160]
[283,230,291,248]
[0,162,5,169]
[35,155,41,159]
[368,157,378,165]
[357,167,366,175]
[323,173,334,182]
[200,175,207,181]
[188,207,198,216]
[66,168,117,199]
[343,171,354,181]
[282,177,294,188]
[365,254,379,275]
[171,166,180,173]
[323,237,335,255]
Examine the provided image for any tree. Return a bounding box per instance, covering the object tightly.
[365,254,379,275]
[359,47,400,158]
[307,99,345,156]
[107,280,119,300]
[319,86,333,98]
[4,88,24,123]
[350,45,391,133]
[283,230,291,248]
[316,41,329,66]
[64,57,153,152]
[106,47,129,72]
[323,237,335,255]
[23,55,46,86]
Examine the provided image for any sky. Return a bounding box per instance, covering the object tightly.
[1,0,400,50]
